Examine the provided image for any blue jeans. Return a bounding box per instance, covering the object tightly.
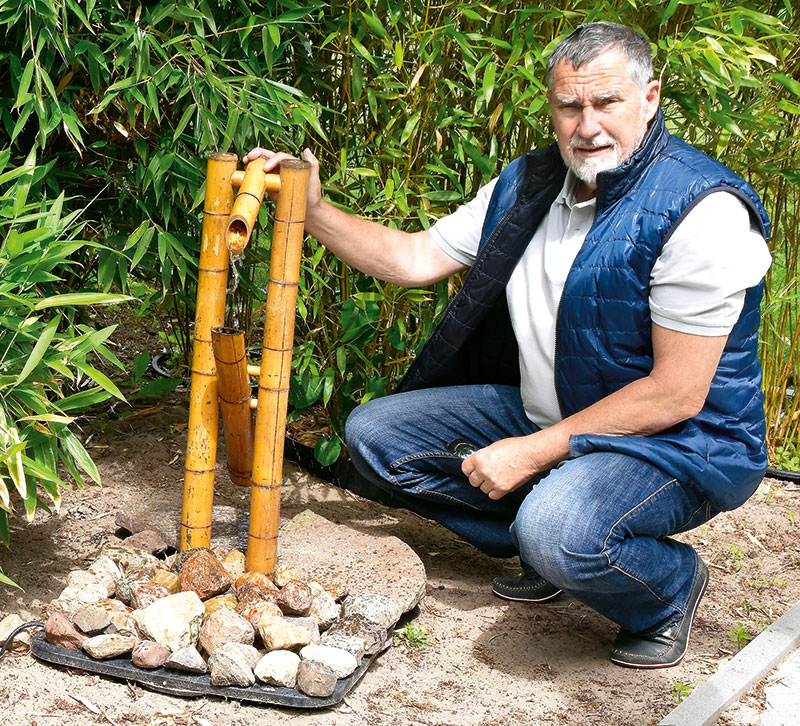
[345,384,716,635]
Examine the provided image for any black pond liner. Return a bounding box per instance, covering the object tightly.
[765,467,800,483]
[31,631,384,708]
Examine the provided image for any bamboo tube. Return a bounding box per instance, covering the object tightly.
[225,159,281,255]
[212,327,254,487]
[181,152,238,551]
[247,159,310,575]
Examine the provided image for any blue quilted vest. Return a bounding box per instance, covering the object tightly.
[397,110,770,510]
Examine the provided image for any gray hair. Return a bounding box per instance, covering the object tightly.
[546,22,653,93]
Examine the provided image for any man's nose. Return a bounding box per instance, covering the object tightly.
[577,106,602,137]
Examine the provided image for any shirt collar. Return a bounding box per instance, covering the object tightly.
[555,170,596,211]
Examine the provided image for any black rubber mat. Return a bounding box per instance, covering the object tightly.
[32,632,381,708]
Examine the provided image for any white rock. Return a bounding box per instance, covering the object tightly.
[254,650,300,688]
[67,569,116,597]
[164,645,207,673]
[83,633,136,659]
[300,643,358,678]
[208,642,257,687]
[88,554,122,582]
[258,615,312,651]
[134,591,204,652]
[57,583,108,617]
[308,591,340,630]
[341,594,401,629]
[319,633,365,660]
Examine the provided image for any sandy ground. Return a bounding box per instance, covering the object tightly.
[1,400,798,726]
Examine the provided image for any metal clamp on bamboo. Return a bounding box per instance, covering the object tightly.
[225,159,281,255]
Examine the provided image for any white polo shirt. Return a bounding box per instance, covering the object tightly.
[429,171,772,428]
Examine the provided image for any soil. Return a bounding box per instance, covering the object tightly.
[1,394,799,725]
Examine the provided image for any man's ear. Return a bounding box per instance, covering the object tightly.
[644,79,661,123]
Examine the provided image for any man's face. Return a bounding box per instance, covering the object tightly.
[549,51,660,197]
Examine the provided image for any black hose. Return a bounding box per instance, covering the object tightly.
[766,467,800,483]
[0,621,44,660]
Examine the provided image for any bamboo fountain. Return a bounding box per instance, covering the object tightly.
[180,153,310,577]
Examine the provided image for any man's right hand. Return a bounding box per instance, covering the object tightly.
[241,147,322,219]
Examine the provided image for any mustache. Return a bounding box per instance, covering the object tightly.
[569,134,617,150]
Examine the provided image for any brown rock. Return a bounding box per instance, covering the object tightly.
[204,593,239,617]
[123,529,171,555]
[208,642,257,687]
[221,549,247,580]
[131,640,170,669]
[179,550,232,601]
[199,608,254,655]
[72,599,134,636]
[115,512,177,549]
[83,633,136,659]
[114,569,152,606]
[152,570,180,594]
[277,580,313,616]
[130,581,170,610]
[273,564,304,588]
[258,615,313,651]
[99,544,160,578]
[296,659,337,698]
[171,547,214,574]
[285,616,321,644]
[235,571,278,597]
[316,574,349,603]
[45,611,86,650]
[237,600,282,628]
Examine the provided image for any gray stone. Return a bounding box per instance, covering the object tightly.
[134,591,205,652]
[131,640,170,669]
[164,646,207,673]
[98,544,160,577]
[326,613,388,656]
[208,642,257,687]
[258,615,313,652]
[308,590,341,630]
[123,529,171,555]
[319,633,366,660]
[254,650,300,688]
[296,659,337,698]
[341,594,401,629]
[114,570,152,606]
[199,608,254,655]
[83,633,136,659]
[300,644,358,678]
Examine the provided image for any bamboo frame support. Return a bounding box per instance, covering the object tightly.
[212,327,254,487]
[181,152,238,551]
[247,159,310,575]
[225,159,281,255]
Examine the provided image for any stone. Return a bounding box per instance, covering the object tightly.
[0,614,30,652]
[273,564,304,588]
[204,593,239,617]
[326,614,388,656]
[130,581,170,610]
[284,616,321,644]
[114,569,152,606]
[199,608,254,655]
[88,554,122,583]
[341,594,401,629]
[57,583,108,617]
[235,571,278,599]
[83,633,136,659]
[319,633,366,660]
[171,546,214,574]
[44,611,86,650]
[300,644,358,678]
[221,549,246,580]
[164,646,207,673]
[308,591,340,630]
[296,659,337,698]
[236,600,282,628]
[258,615,313,652]
[277,580,313,616]
[254,650,300,688]
[67,569,115,597]
[134,591,205,652]
[73,599,134,636]
[278,509,426,613]
[152,569,181,594]
[123,529,171,555]
[99,544,160,578]
[316,574,349,603]
[72,605,111,635]
[179,550,232,600]
[131,640,170,669]
[208,642,257,687]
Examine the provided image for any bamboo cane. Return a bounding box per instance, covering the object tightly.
[247,159,310,575]
[212,327,254,487]
[225,159,281,255]
[181,152,238,550]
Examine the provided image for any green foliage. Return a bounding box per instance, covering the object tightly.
[671,681,692,704]
[0,150,129,563]
[394,623,430,649]
[727,621,754,651]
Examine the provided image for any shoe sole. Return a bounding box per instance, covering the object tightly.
[492,589,563,604]
[610,562,709,669]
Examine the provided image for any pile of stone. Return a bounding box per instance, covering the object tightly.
[44,539,401,698]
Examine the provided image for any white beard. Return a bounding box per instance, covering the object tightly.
[567,133,623,185]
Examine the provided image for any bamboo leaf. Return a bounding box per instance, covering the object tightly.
[15,315,60,385]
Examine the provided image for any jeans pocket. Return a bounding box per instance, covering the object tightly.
[674,499,720,534]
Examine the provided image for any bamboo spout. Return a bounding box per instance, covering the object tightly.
[247,158,310,575]
[212,327,254,487]
[181,151,238,551]
[225,160,281,255]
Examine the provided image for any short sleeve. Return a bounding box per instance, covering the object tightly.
[649,192,771,336]
[428,178,498,267]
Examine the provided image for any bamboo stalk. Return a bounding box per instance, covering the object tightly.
[247,159,310,575]
[212,327,254,487]
[225,159,281,255]
[181,152,237,551]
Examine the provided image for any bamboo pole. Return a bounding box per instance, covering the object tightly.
[212,327,254,487]
[181,152,238,550]
[225,159,281,255]
[247,159,310,575]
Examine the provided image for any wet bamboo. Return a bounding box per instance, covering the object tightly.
[247,159,310,575]
[225,159,281,255]
[181,152,238,550]
[212,327,254,487]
